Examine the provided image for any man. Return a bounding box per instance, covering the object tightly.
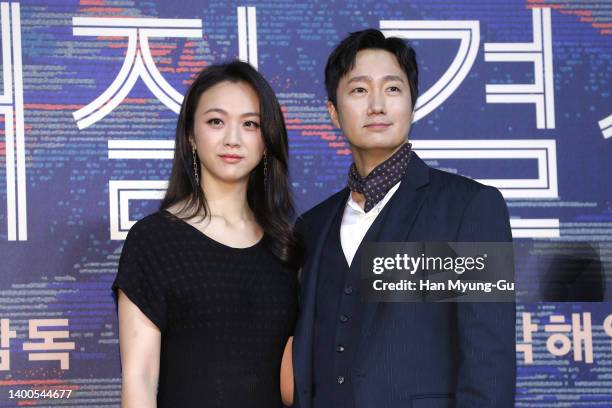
[292,29,515,408]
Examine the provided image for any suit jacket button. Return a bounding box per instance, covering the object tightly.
[336,345,345,353]
[337,376,345,384]
[340,314,349,323]
[344,287,353,295]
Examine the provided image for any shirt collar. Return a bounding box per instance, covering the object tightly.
[346,180,402,216]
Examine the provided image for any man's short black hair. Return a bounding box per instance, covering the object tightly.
[325,29,419,110]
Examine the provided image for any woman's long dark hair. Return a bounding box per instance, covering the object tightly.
[160,61,301,268]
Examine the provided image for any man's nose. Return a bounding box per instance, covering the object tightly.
[367,90,386,115]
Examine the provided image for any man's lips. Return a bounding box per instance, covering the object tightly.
[364,122,392,130]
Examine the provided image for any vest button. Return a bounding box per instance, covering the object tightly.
[336,345,345,353]
[337,376,345,384]
[344,286,353,295]
[340,314,349,323]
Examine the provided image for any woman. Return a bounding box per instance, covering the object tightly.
[113,61,300,407]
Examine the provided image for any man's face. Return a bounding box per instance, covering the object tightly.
[328,49,413,154]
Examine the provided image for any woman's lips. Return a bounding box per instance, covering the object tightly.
[219,154,243,163]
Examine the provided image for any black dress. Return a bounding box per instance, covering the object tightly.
[112,210,298,407]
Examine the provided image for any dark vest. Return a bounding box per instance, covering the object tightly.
[312,197,390,408]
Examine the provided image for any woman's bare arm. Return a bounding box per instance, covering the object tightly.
[280,336,294,406]
[117,289,161,408]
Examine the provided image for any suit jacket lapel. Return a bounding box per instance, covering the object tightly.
[356,153,431,361]
[377,152,430,242]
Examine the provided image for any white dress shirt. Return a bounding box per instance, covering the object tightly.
[340,181,401,266]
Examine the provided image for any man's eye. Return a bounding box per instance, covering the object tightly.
[351,87,367,94]
[244,121,260,129]
[387,86,401,92]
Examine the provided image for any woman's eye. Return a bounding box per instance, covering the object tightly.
[207,118,223,127]
[244,121,260,129]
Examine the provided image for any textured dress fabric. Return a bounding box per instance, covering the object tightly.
[112,210,298,408]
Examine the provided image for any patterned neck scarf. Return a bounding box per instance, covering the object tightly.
[347,142,412,213]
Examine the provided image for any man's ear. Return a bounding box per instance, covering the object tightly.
[326,100,341,129]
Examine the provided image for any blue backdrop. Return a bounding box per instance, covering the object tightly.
[0,0,610,406]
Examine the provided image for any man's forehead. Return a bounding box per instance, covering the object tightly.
[341,49,406,83]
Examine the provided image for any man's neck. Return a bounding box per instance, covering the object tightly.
[351,143,406,177]
[350,191,366,210]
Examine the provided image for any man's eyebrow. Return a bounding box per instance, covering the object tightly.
[346,75,372,85]
[383,75,406,83]
[345,75,406,85]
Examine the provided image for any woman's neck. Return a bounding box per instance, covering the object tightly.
[200,175,253,223]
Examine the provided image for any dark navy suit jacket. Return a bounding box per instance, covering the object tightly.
[292,153,516,408]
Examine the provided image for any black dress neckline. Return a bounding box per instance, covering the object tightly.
[160,209,264,251]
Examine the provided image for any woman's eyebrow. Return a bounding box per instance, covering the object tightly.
[202,108,260,118]
[240,112,260,118]
[202,108,227,115]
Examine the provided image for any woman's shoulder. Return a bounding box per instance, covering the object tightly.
[134,209,172,227]
[125,210,175,243]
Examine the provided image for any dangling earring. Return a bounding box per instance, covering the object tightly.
[192,146,199,187]
[263,150,268,188]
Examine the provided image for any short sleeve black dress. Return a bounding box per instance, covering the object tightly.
[112,210,298,408]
